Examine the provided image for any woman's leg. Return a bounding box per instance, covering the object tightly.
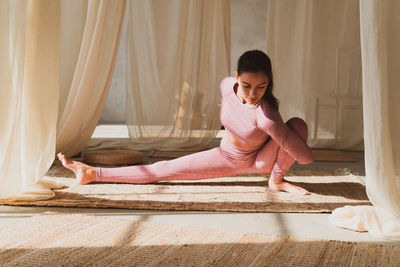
[58,153,97,184]
[59,148,240,184]
[96,148,241,183]
[253,117,311,195]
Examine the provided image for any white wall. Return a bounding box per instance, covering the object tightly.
[99,0,268,124]
[99,9,127,123]
[230,0,268,75]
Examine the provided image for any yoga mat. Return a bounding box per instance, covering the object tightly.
[0,212,398,266]
[0,161,370,213]
[149,149,356,162]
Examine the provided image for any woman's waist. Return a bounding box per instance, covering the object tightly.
[218,141,258,167]
[219,135,262,161]
[222,131,266,151]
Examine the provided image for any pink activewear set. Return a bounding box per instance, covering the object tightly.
[96,77,314,183]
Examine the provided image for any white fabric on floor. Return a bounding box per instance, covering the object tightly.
[125,0,230,150]
[329,206,400,239]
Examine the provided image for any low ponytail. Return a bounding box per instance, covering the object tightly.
[237,50,279,110]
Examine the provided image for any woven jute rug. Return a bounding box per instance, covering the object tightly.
[0,161,370,213]
[0,213,398,266]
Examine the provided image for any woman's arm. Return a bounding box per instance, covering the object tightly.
[257,104,314,165]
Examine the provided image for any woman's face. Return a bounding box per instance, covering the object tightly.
[235,71,268,106]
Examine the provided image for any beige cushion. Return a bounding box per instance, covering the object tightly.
[84,149,143,165]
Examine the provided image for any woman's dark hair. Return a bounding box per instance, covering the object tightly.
[237,50,279,110]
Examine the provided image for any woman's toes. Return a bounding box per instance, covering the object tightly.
[268,179,310,196]
[58,154,68,165]
[301,188,310,195]
[56,153,95,185]
[290,184,310,195]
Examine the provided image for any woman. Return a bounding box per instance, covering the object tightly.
[58,50,314,195]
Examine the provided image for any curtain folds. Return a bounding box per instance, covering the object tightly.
[360,0,400,221]
[267,0,400,239]
[56,0,126,156]
[125,0,230,150]
[330,0,400,239]
[0,0,60,198]
[266,0,363,150]
[0,0,126,199]
[2,0,399,240]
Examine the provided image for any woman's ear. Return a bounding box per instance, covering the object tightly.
[235,71,238,80]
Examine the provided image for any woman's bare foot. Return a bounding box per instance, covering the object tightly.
[268,176,310,195]
[57,153,96,185]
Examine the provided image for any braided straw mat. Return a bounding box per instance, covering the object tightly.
[0,212,399,266]
[84,149,143,165]
[0,160,371,213]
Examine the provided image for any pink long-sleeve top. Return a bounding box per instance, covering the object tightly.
[219,77,314,165]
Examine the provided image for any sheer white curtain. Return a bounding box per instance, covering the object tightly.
[267,0,400,239]
[267,0,363,150]
[57,0,126,156]
[0,0,60,199]
[126,0,230,150]
[329,0,400,239]
[0,0,126,200]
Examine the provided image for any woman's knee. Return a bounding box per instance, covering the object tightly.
[286,117,308,142]
[253,159,273,174]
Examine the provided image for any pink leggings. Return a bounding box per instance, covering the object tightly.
[96,118,308,183]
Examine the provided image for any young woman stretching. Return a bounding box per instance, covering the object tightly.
[58,50,314,195]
